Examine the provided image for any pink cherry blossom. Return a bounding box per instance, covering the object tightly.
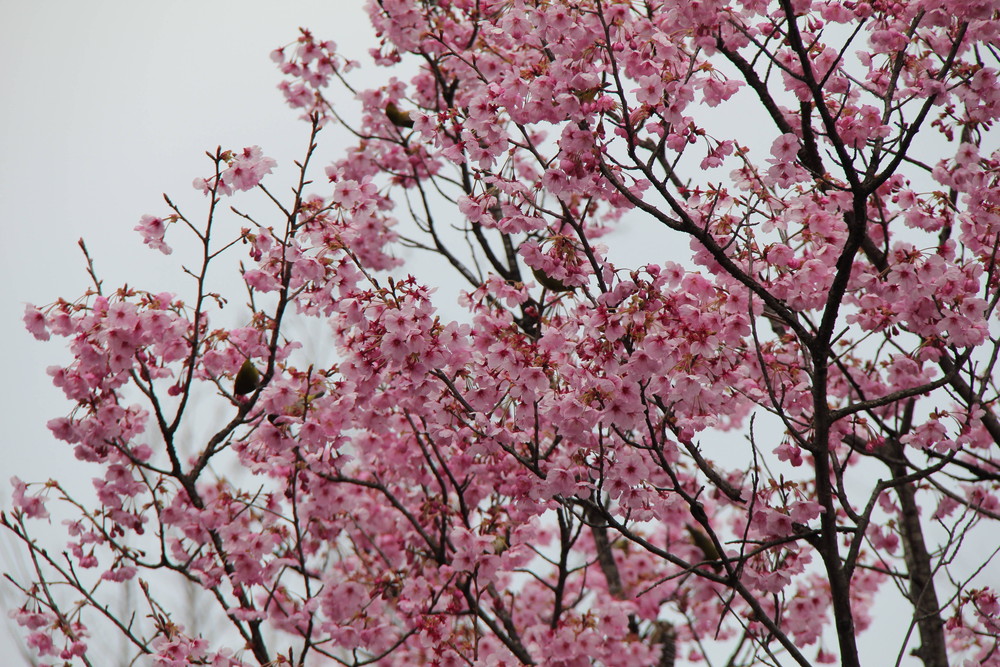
[10,477,49,519]
[134,214,172,254]
[22,304,49,341]
[10,3,1000,666]
[219,145,277,194]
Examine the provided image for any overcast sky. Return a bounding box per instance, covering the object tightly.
[0,2,380,660]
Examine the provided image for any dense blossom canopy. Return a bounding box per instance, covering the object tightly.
[8,1,1000,666]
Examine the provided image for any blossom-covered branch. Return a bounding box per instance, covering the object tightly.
[8,2,1000,666]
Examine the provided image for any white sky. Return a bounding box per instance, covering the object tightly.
[0,2,377,661]
[0,3,978,666]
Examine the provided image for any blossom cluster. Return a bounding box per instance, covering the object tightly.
[9,1,1000,666]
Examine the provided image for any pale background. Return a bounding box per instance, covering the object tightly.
[0,2,973,665]
[0,2,376,661]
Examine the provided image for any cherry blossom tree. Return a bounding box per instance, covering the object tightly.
[7,1,1000,665]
